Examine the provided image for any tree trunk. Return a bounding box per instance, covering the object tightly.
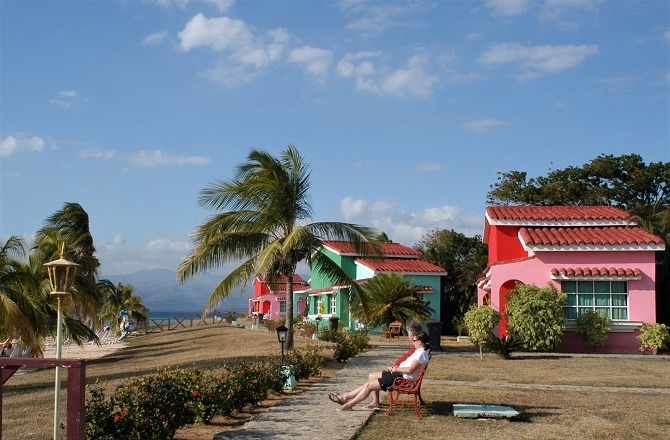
[286,274,294,350]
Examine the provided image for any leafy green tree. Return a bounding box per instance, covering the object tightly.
[177,145,380,349]
[576,310,611,350]
[504,283,566,352]
[415,229,488,333]
[463,305,500,359]
[351,273,434,328]
[487,154,670,324]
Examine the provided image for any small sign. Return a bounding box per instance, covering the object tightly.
[453,404,520,419]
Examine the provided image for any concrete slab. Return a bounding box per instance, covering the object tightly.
[453,404,520,419]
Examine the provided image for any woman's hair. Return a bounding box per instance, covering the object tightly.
[413,331,429,348]
[407,321,423,336]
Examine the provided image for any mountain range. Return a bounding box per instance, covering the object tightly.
[103,268,252,314]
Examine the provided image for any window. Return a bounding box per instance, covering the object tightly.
[279,300,286,314]
[561,280,628,320]
[330,295,337,314]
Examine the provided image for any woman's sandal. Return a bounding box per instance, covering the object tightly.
[328,392,345,405]
[336,405,352,412]
[361,403,380,411]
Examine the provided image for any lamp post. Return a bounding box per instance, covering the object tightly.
[44,244,79,440]
[276,325,288,361]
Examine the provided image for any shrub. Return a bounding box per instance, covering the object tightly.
[264,319,278,333]
[486,333,524,359]
[317,328,370,362]
[286,343,324,380]
[576,310,611,349]
[505,283,566,352]
[298,321,317,339]
[464,305,500,358]
[638,323,670,354]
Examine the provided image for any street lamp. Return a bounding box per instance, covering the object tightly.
[43,244,79,440]
[276,324,288,361]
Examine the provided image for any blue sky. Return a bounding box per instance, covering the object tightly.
[1,0,668,276]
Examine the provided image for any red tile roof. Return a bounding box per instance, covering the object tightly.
[519,226,665,247]
[551,267,642,278]
[356,258,447,274]
[322,241,422,257]
[487,205,632,222]
[256,274,308,284]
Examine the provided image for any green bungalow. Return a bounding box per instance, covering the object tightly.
[295,241,448,330]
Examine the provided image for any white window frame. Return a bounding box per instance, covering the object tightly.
[561,280,629,320]
[330,295,337,314]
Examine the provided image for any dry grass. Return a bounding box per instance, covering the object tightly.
[4,329,670,440]
[358,337,670,440]
[2,320,339,440]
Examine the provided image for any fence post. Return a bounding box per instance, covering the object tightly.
[66,360,86,440]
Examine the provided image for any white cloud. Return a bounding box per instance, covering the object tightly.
[179,14,252,52]
[0,135,45,158]
[414,162,446,172]
[479,42,598,80]
[340,196,368,221]
[486,0,531,16]
[540,0,600,30]
[129,149,211,167]
[463,119,506,133]
[288,46,333,79]
[338,1,431,37]
[98,235,191,275]
[79,148,117,160]
[178,14,289,85]
[49,89,87,108]
[338,197,484,245]
[380,54,439,98]
[143,30,168,45]
[336,51,382,94]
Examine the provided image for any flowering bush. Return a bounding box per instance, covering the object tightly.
[87,350,321,438]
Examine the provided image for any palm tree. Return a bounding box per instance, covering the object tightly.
[351,273,435,329]
[178,145,380,348]
[0,236,41,346]
[98,280,148,331]
[34,203,103,328]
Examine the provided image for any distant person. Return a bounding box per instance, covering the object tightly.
[328,331,430,411]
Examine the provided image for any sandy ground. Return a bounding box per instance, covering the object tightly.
[41,340,128,360]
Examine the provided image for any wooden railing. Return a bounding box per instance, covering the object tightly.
[1,358,86,439]
[136,315,224,334]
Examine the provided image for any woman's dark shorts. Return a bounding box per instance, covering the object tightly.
[378,371,403,391]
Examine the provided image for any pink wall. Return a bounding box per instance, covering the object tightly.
[480,249,658,353]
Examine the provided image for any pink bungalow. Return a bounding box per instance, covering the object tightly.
[477,206,665,353]
[249,274,310,322]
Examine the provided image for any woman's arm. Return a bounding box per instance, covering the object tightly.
[389,359,420,375]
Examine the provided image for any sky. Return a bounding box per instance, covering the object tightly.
[1,0,668,277]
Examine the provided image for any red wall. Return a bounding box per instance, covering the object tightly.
[488,225,528,263]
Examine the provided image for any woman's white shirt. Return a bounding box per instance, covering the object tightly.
[398,347,429,380]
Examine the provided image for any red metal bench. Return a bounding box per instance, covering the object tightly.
[385,362,429,418]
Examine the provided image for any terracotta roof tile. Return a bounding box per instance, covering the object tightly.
[257,274,308,284]
[487,205,631,222]
[322,241,422,257]
[520,226,665,247]
[356,258,447,274]
[551,267,642,278]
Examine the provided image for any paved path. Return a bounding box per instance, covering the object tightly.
[214,343,406,440]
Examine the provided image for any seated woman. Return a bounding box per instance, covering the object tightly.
[328,330,430,411]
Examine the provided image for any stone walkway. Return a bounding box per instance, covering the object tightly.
[214,343,407,440]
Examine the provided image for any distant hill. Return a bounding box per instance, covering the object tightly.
[103,268,251,314]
